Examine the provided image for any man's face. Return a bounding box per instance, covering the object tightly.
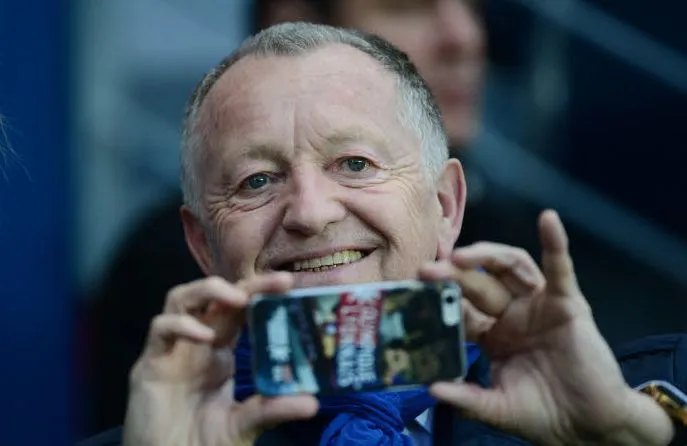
[337,0,485,148]
[184,45,464,288]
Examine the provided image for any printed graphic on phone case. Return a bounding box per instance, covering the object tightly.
[250,281,465,396]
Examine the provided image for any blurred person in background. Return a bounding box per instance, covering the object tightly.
[86,0,686,435]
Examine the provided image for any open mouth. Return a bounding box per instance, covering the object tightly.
[278,249,372,273]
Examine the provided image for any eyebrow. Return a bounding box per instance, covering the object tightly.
[234,126,393,162]
[323,127,387,149]
[236,143,285,162]
[321,127,393,160]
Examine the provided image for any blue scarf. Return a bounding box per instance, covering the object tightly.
[234,330,481,445]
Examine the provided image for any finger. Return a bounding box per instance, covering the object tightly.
[165,277,250,349]
[215,272,295,348]
[455,269,513,318]
[462,298,496,343]
[236,271,294,297]
[452,244,545,294]
[430,382,514,433]
[420,261,512,317]
[146,314,215,357]
[164,276,250,315]
[163,273,294,348]
[538,210,580,296]
[232,394,318,436]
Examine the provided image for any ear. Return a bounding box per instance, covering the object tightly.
[435,158,466,260]
[180,205,215,276]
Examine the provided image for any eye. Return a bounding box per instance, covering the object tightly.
[341,157,370,173]
[241,173,271,190]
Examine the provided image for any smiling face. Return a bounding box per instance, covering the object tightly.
[182,44,466,289]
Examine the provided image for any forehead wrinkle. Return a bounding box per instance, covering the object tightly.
[201,45,421,173]
[204,55,286,138]
[298,49,418,159]
[290,52,409,161]
[202,71,290,171]
[192,77,237,168]
[207,83,260,140]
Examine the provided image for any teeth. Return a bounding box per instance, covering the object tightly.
[292,250,363,272]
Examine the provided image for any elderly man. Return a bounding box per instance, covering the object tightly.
[89,0,686,434]
[80,23,680,446]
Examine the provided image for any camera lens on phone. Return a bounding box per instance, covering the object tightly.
[442,288,458,305]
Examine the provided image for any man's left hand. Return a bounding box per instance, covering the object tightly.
[420,209,674,446]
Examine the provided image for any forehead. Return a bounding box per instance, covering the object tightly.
[200,44,410,158]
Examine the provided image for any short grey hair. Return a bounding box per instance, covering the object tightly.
[180,22,448,217]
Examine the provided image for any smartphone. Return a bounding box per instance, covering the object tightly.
[247,279,467,397]
[635,380,687,427]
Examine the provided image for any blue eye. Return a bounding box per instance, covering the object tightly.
[243,173,270,190]
[344,157,369,172]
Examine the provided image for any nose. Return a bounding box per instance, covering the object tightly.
[281,165,347,237]
[433,0,484,55]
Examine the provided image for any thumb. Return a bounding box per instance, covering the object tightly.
[232,394,319,436]
[538,210,580,296]
[429,382,512,431]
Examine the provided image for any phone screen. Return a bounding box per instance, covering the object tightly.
[247,280,466,397]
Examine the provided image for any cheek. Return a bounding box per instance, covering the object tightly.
[353,183,438,251]
[213,210,276,279]
[397,184,441,256]
[399,179,438,224]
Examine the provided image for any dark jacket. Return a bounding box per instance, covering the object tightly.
[78,333,687,446]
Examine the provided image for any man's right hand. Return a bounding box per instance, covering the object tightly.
[122,273,319,446]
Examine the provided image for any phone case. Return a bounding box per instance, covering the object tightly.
[247,279,466,397]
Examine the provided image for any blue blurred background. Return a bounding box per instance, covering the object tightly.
[0,0,685,444]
